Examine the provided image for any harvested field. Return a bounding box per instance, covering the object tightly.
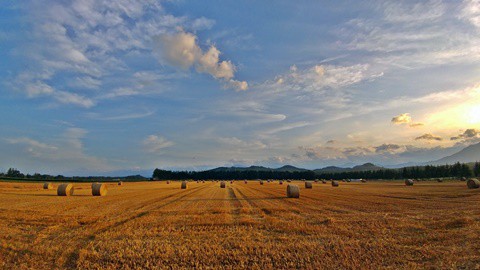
[0,180,480,269]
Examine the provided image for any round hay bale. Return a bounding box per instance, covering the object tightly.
[230,181,233,184]
[467,178,480,189]
[181,181,187,189]
[405,179,414,186]
[361,179,367,183]
[220,181,226,188]
[118,181,123,186]
[346,179,351,182]
[166,180,170,184]
[43,182,53,190]
[286,184,300,198]
[92,183,107,196]
[57,183,74,196]
[279,181,283,185]
[436,178,443,182]
[322,180,327,184]
[331,181,339,187]
[287,180,291,183]
[314,179,318,183]
[304,181,313,189]
[260,180,264,185]
[244,180,248,184]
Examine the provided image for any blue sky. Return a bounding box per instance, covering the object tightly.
[1,0,480,176]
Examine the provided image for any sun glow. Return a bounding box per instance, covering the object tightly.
[466,105,480,124]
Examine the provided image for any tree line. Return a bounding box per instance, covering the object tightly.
[153,162,480,180]
[0,168,147,182]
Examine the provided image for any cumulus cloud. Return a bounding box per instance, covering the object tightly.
[155,31,248,90]
[143,135,174,153]
[415,133,442,141]
[391,113,412,124]
[450,129,480,140]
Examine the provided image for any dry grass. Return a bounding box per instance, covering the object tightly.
[0,180,479,269]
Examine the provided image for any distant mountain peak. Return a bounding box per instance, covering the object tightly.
[430,141,480,165]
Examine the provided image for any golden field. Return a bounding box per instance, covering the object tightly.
[0,180,479,269]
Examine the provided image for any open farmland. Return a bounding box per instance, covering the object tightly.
[1,180,480,269]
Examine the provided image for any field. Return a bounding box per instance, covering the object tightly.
[1,180,480,269]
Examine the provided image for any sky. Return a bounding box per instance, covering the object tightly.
[1,0,480,176]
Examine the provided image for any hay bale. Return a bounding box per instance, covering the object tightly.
[287,180,291,183]
[244,180,248,184]
[331,181,339,187]
[220,181,226,188]
[467,179,480,189]
[166,180,170,184]
[230,181,233,184]
[279,181,283,185]
[322,180,327,184]
[304,181,313,189]
[314,179,318,183]
[286,184,300,198]
[346,179,351,182]
[361,179,367,183]
[436,178,443,182]
[57,183,74,196]
[43,182,53,190]
[260,180,264,185]
[405,179,414,186]
[118,181,123,186]
[181,181,187,189]
[92,183,107,196]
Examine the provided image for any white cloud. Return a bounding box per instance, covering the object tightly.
[54,91,95,108]
[25,82,55,97]
[191,17,216,30]
[265,63,383,92]
[461,0,480,29]
[12,0,217,106]
[143,135,174,153]
[155,30,248,90]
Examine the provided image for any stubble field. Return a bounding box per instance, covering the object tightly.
[0,180,479,269]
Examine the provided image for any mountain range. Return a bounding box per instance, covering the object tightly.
[208,142,480,174]
[429,141,480,165]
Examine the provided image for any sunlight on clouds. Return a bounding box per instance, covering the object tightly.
[155,30,248,90]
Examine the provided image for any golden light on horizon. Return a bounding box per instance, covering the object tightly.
[425,85,480,130]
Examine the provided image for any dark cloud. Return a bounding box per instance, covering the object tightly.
[409,122,424,128]
[450,129,480,141]
[374,144,403,153]
[415,133,442,141]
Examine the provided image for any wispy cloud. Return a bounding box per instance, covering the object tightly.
[143,135,174,153]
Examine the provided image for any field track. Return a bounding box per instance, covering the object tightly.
[1,180,480,269]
